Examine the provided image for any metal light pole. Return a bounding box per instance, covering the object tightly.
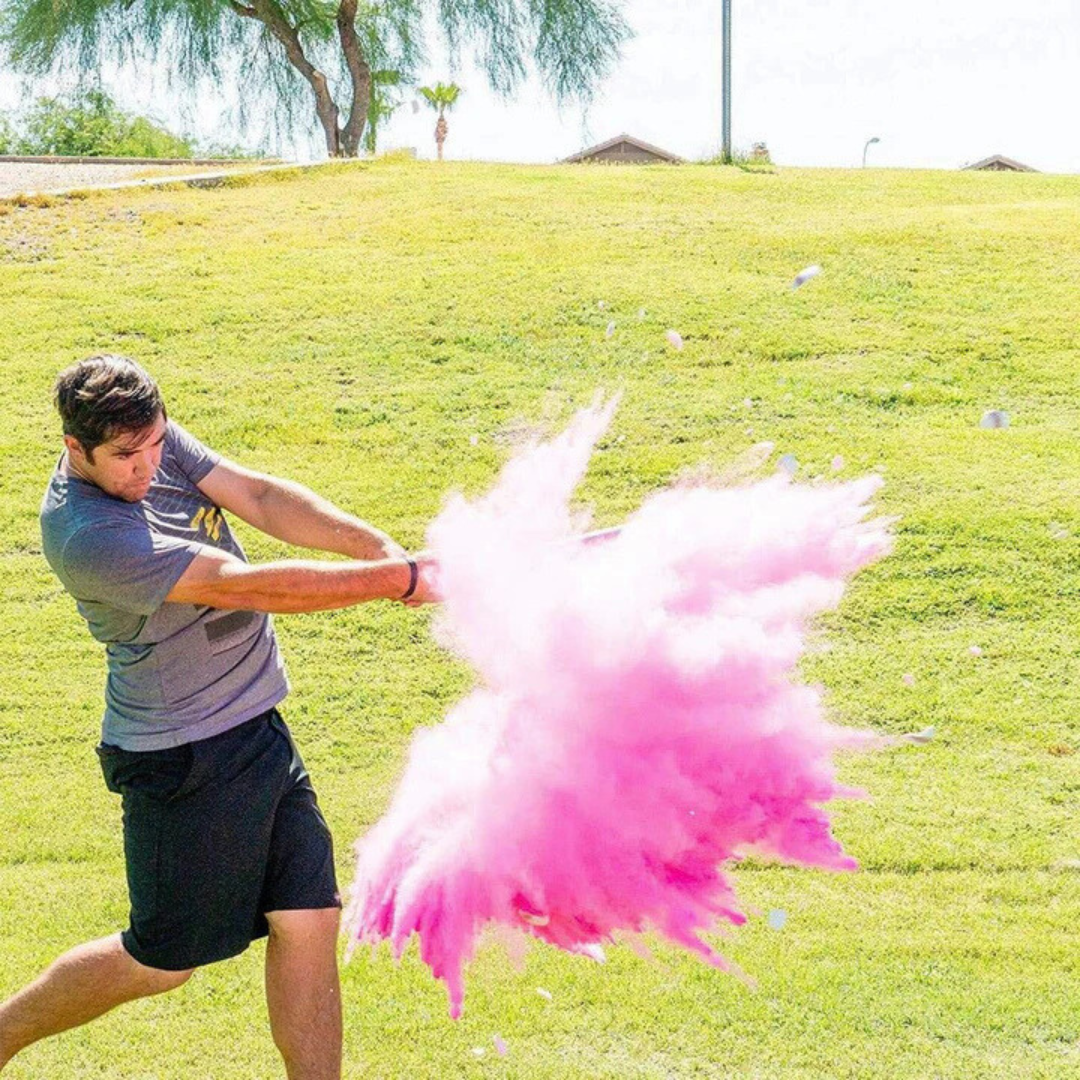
[862,136,880,168]
[721,0,732,163]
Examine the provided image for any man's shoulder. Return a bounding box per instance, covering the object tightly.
[162,419,221,486]
[41,479,144,565]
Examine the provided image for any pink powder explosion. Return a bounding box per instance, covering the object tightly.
[345,399,893,1018]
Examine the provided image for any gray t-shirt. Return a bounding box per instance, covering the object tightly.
[40,421,289,750]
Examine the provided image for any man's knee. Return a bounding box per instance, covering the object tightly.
[265,907,341,943]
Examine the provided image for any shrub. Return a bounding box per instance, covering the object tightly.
[9,90,196,158]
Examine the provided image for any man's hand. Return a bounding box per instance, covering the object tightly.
[403,553,441,607]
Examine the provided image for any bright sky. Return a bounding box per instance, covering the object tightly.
[2,0,1078,172]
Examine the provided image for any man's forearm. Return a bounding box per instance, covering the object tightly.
[206,557,413,613]
[252,477,404,560]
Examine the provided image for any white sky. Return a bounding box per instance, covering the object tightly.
[2,0,1078,172]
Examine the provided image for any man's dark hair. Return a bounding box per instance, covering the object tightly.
[54,355,165,462]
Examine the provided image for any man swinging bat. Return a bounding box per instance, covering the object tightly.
[0,354,437,1079]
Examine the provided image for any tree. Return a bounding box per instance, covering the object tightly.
[419,82,460,161]
[13,90,195,157]
[363,69,404,156]
[0,0,632,159]
[0,114,15,154]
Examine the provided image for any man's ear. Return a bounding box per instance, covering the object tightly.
[64,434,93,466]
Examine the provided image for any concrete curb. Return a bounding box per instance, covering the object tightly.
[0,154,276,167]
[1,158,368,203]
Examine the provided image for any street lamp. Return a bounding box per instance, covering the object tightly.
[862,136,880,168]
[721,0,732,163]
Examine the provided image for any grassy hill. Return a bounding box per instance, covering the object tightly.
[0,159,1078,1078]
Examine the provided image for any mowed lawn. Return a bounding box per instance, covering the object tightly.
[0,158,1078,1079]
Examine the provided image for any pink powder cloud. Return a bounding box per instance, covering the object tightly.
[346,400,893,1018]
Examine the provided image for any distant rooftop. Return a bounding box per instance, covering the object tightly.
[562,133,682,165]
[964,154,1039,173]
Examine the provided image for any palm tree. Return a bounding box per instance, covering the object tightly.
[419,83,461,161]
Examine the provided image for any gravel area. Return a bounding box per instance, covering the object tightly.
[0,162,230,197]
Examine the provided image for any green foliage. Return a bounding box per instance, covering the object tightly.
[418,80,461,116]
[0,112,15,153]
[8,89,195,157]
[197,140,268,161]
[699,145,777,173]
[3,161,1078,1076]
[363,69,406,155]
[0,0,630,150]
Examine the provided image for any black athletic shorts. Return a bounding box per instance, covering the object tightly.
[96,708,340,971]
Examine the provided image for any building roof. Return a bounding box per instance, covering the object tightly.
[964,154,1039,173]
[562,133,683,164]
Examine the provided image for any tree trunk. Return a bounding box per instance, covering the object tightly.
[435,115,448,162]
[231,0,346,157]
[336,0,372,157]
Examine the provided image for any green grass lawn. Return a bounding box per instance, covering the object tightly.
[1,158,1078,1078]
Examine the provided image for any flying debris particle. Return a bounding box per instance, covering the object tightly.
[968,645,983,657]
[719,440,775,482]
[536,988,553,1001]
[792,264,822,289]
[575,943,607,964]
[517,908,551,927]
[493,1035,508,1057]
[831,455,845,472]
[980,410,1010,429]
[606,321,616,339]
[777,454,798,476]
[903,726,935,745]
[901,673,916,687]
[665,329,684,351]
[767,909,788,931]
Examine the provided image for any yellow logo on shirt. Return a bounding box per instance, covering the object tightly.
[191,506,224,543]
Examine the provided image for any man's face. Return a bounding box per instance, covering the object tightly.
[65,413,167,503]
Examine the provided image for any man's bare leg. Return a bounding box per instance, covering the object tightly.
[0,933,193,1071]
[265,909,343,1080]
